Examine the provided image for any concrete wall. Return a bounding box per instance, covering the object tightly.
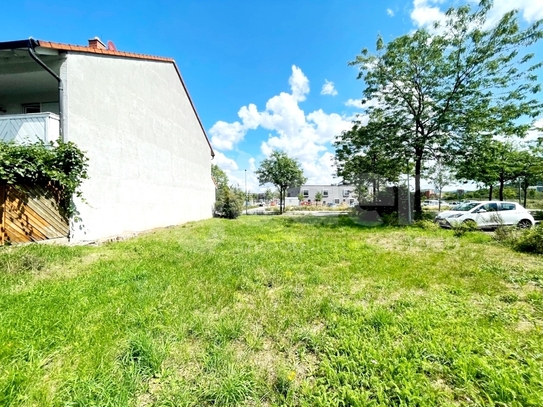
[63,53,214,241]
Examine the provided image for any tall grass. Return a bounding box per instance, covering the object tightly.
[1,216,542,406]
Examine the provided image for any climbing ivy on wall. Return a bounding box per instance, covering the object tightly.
[0,141,89,216]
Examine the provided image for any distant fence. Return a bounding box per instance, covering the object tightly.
[0,183,69,244]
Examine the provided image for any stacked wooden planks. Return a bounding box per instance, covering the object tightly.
[0,183,69,244]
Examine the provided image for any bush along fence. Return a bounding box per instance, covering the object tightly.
[0,141,88,244]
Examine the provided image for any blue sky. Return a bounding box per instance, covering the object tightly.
[3,0,543,191]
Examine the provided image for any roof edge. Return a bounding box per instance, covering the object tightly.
[0,38,215,158]
[171,62,215,158]
[0,38,39,51]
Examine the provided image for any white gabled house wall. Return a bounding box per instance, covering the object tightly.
[0,38,215,242]
[62,53,214,241]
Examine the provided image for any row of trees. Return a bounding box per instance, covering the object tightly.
[215,2,543,217]
[213,151,307,218]
[335,0,543,218]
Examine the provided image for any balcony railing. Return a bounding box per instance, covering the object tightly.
[0,112,60,145]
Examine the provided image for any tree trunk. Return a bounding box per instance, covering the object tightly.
[488,185,493,201]
[279,188,283,214]
[414,157,422,219]
[499,177,505,201]
[522,185,528,208]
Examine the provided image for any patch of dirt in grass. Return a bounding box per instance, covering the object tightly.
[164,340,206,394]
[240,335,319,389]
[515,320,539,332]
[363,233,452,253]
[136,382,157,407]
[6,251,118,294]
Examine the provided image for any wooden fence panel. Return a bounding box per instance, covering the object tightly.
[0,184,5,245]
[0,183,69,244]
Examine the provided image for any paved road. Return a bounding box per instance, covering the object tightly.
[244,207,350,216]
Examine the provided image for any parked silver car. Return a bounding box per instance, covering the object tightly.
[435,201,535,229]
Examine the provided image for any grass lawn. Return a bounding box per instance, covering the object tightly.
[1,215,542,406]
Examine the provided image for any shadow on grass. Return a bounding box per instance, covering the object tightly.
[280,214,384,229]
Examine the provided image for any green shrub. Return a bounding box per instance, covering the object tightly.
[0,141,88,216]
[214,186,244,219]
[514,224,543,254]
[452,220,478,237]
[493,226,516,244]
[380,211,399,226]
[413,219,439,230]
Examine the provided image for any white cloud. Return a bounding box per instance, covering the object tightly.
[410,0,447,29]
[289,65,310,101]
[410,0,543,30]
[387,8,395,17]
[321,79,338,96]
[488,0,543,25]
[209,66,354,186]
[526,117,543,141]
[209,120,245,151]
[345,98,362,108]
[213,151,239,171]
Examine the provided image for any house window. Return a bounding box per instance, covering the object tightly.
[334,198,340,204]
[303,189,309,197]
[343,189,350,197]
[323,190,329,198]
[22,103,40,114]
[350,199,355,204]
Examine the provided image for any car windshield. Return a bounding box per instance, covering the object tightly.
[455,202,479,211]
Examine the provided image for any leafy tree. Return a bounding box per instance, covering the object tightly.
[456,139,525,201]
[335,122,404,203]
[315,191,322,202]
[211,164,229,190]
[255,150,307,214]
[347,0,543,217]
[425,158,454,212]
[297,192,304,204]
[516,146,543,207]
[214,185,243,219]
[265,188,273,203]
[211,164,244,218]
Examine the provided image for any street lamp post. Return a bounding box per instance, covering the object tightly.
[245,169,248,215]
[406,159,412,225]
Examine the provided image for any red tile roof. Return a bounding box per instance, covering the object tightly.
[37,40,175,63]
[36,39,214,157]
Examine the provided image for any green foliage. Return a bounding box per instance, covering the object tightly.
[413,219,440,230]
[214,185,244,219]
[452,220,478,237]
[380,211,399,226]
[514,224,543,254]
[119,333,165,379]
[0,141,88,215]
[346,1,543,216]
[211,164,229,190]
[255,150,307,214]
[2,217,543,405]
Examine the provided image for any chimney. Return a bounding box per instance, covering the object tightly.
[88,37,106,50]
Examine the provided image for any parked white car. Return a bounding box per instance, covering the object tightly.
[435,201,535,229]
[422,199,449,207]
